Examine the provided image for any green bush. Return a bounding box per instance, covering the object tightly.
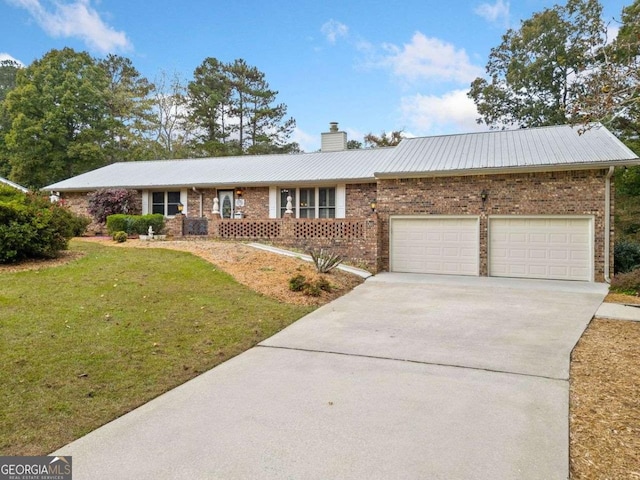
[288,274,307,292]
[0,192,83,263]
[106,214,165,235]
[303,282,322,297]
[610,267,640,295]
[316,276,332,292]
[614,240,640,274]
[288,274,331,297]
[113,231,128,243]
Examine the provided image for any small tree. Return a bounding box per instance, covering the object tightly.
[87,189,140,224]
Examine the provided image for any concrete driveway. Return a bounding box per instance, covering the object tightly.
[53,273,607,480]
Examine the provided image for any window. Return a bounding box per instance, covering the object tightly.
[299,188,316,218]
[152,191,181,216]
[279,189,295,218]
[279,187,335,218]
[318,187,336,218]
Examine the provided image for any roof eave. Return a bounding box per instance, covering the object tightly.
[45,176,378,192]
[374,159,640,179]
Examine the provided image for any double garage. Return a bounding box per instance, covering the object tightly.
[390,216,593,281]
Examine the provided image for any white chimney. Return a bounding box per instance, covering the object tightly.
[321,122,347,152]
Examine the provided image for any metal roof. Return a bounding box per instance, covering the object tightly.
[0,176,28,192]
[375,124,639,177]
[44,124,639,192]
[45,147,397,191]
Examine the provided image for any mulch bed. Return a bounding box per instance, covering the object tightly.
[570,314,640,479]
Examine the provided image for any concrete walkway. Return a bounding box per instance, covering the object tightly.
[53,274,608,480]
[596,301,640,321]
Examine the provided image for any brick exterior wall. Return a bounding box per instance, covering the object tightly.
[56,170,615,281]
[61,190,142,235]
[376,169,612,281]
[184,187,270,221]
[346,183,377,217]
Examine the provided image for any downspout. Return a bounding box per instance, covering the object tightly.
[192,187,203,217]
[604,166,614,283]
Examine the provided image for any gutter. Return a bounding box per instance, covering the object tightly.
[604,166,615,283]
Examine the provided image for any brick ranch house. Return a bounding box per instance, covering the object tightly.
[45,123,640,283]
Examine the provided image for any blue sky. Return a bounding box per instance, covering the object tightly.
[0,0,631,151]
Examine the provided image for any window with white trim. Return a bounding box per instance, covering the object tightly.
[152,191,181,216]
[278,187,336,218]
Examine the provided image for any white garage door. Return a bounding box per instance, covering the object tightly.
[489,217,592,281]
[391,217,479,275]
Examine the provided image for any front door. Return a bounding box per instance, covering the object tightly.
[218,190,234,219]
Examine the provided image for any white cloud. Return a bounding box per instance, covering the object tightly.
[0,53,25,66]
[321,19,349,45]
[474,0,510,26]
[8,0,131,54]
[400,89,486,136]
[380,32,482,84]
[292,126,318,152]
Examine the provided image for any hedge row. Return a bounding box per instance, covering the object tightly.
[106,214,165,235]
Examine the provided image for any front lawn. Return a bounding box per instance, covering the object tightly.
[0,240,313,455]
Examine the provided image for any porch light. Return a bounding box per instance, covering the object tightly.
[177,202,184,213]
[480,190,488,203]
[235,187,244,197]
[370,200,377,212]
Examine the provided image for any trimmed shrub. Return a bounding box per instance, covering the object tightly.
[614,240,640,274]
[610,267,640,295]
[288,274,307,292]
[0,192,84,263]
[106,214,165,235]
[288,274,331,297]
[113,231,128,243]
[87,189,140,224]
[316,276,332,292]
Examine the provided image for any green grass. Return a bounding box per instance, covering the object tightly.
[0,240,314,455]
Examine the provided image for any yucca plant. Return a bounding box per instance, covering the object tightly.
[310,248,343,273]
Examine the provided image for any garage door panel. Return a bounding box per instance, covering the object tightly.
[391,217,479,276]
[490,217,591,281]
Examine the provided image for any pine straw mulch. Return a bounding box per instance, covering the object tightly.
[73,237,364,306]
[3,241,639,477]
[571,309,640,479]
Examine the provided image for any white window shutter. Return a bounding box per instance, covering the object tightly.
[141,190,149,215]
[180,189,188,215]
[336,184,346,218]
[269,186,278,218]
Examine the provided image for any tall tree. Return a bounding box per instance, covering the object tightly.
[364,130,404,147]
[98,54,155,163]
[188,58,235,155]
[468,0,606,129]
[571,1,640,148]
[0,59,21,177]
[149,70,196,159]
[4,48,110,188]
[243,72,296,154]
[188,57,296,156]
